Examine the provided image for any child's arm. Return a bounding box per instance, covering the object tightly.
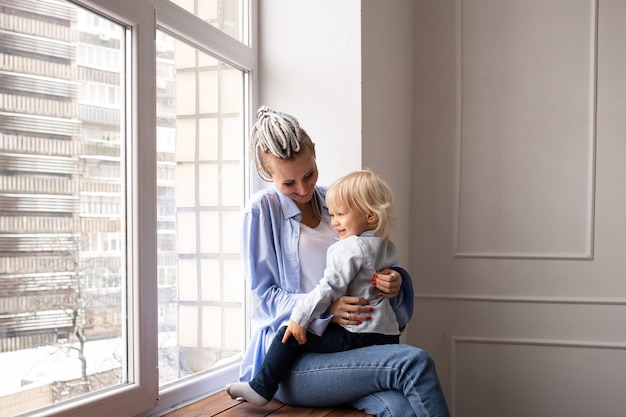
[282,319,308,344]
[290,238,362,329]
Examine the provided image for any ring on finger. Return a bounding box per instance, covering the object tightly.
[346,313,350,320]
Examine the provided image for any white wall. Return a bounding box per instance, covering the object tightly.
[258,0,415,266]
[361,0,414,264]
[257,0,362,187]
[409,1,626,416]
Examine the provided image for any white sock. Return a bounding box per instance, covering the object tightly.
[225,382,269,406]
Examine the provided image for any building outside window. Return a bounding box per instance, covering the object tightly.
[0,0,251,416]
[155,27,245,386]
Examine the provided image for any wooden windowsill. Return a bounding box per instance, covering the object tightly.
[161,390,371,416]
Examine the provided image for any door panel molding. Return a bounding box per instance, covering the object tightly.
[453,0,599,260]
[415,293,626,306]
[450,336,626,416]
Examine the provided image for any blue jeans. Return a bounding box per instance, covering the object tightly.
[274,344,451,417]
[251,324,400,401]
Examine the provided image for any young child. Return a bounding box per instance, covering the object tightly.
[226,169,401,406]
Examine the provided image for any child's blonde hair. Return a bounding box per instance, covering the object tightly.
[325,170,394,241]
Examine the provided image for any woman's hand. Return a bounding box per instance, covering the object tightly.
[373,269,402,298]
[328,296,373,325]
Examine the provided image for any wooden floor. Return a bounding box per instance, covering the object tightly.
[162,390,371,417]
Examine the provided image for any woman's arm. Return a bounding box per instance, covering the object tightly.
[388,266,414,331]
[242,196,301,331]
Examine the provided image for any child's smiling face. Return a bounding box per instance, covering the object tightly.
[328,202,376,240]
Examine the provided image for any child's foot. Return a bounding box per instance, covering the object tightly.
[225,382,269,406]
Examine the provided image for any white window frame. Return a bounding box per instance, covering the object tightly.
[31,1,257,416]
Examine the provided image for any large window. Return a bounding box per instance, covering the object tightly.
[0,2,128,415]
[0,0,253,416]
[155,29,244,387]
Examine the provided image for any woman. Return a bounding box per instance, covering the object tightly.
[238,105,451,417]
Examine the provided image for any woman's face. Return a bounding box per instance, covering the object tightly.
[266,152,319,204]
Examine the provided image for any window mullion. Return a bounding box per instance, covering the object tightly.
[131,0,159,407]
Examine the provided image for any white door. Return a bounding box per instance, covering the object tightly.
[410,1,626,416]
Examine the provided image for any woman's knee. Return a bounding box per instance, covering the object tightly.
[394,345,435,372]
[397,344,434,362]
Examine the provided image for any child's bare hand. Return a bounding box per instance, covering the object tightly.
[282,319,307,344]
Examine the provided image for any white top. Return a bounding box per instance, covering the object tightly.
[298,219,336,293]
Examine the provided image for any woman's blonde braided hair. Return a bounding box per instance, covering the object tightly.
[250,105,316,181]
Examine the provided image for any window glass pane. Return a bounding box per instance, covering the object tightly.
[167,0,244,44]
[156,30,243,386]
[0,1,128,416]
